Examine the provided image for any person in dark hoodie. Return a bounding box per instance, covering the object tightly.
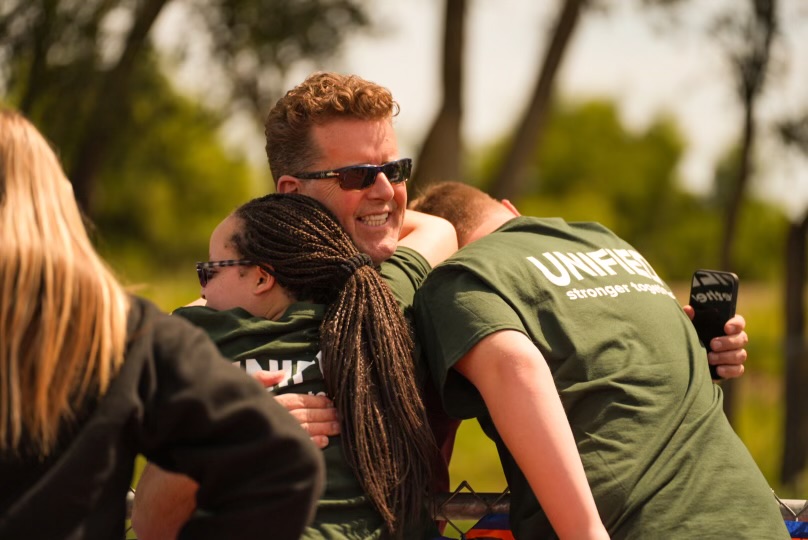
[0,109,324,540]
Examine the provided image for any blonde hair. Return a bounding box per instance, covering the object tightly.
[410,181,499,246]
[0,110,130,456]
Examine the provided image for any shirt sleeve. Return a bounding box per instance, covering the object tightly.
[379,246,431,313]
[414,268,529,421]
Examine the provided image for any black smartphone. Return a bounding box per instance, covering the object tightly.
[689,269,740,380]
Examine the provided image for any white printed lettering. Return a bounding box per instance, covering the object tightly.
[604,249,635,274]
[621,251,651,279]
[586,249,620,276]
[244,358,263,375]
[553,251,601,280]
[527,254,571,286]
[577,252,608,276]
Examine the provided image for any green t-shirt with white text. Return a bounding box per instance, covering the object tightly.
[414,216,788,540]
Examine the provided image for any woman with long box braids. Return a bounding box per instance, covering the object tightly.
[133,193,439,540]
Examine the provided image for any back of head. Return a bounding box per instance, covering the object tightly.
[232,193,436,537]
[232,193,369,303]
[410,181,500,246]
[264,72,399,183]
[0,109,129,456]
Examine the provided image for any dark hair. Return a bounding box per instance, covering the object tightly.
[232,193,434,536]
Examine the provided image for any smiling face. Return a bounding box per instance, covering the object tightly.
[276,118,406,265]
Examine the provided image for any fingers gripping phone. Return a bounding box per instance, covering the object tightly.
[689,269,739,380]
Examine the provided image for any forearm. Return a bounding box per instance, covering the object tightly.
[132,463,198,540]
[457,331,607,539]
[483,362,605,539]
[140,315,324,538]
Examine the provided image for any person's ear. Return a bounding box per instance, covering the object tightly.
[254,267,275,294]
[501,199,521,217]
[276,175,302,194]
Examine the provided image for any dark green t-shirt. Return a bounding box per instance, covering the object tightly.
[414,216,788,539]
[380,246,431,316]
[175,248,437,540]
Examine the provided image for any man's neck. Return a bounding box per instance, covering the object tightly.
[462,207,518,248]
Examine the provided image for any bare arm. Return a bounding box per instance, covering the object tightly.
[398,209,458,267]
[131,463,198,540]
[455,330,608,540]
[683,308,748,380]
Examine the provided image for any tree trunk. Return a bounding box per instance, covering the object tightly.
[717,92,756,422]
[18,0,58,115]
[410,0,466,196]
[781,212,808,486]
[489,0,584,201]
[68,0,168,215]
[719,97,755,272]
[718,0,776,423]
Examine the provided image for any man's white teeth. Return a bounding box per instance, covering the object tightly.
[361,213,388,226]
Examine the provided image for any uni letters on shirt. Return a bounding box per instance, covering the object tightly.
[526,248,662,285]
[237,350,322,388]
[526,248,675,301]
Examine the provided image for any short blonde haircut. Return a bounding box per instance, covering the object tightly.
[410,181,499,247]
[0,110,129,456]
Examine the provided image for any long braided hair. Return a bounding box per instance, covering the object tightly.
[232,193,436,537]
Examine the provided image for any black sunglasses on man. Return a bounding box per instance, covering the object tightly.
[293,158,412,191]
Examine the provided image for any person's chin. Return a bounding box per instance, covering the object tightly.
[359,240,396,266]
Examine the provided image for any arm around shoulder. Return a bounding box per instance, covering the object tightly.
[398,209,458,267]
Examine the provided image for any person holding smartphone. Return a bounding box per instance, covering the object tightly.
[255,70,749,474]
[410,181,787,539]
[135,72,752,537]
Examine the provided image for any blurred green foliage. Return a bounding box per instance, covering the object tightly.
[0,0,370,220]
[90,56,265,279]
[471,99,790,281]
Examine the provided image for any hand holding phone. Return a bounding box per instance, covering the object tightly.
[688,269,739,380]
